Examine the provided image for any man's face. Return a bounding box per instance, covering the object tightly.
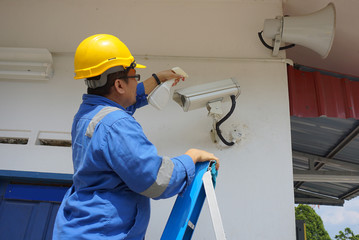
[124,68,138,107]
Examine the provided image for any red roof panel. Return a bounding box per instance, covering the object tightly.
[288,65,359,119]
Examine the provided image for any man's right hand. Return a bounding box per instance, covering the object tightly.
[185,148,220,170]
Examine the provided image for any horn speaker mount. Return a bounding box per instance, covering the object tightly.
[259,3,336,58]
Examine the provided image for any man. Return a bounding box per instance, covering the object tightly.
[53,34,219,240]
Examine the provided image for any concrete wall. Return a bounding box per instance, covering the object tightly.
[0,0,295,239]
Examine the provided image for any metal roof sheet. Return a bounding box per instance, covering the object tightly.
[289,65,359,206]
[288,65,359,119]
[291,117,358,157]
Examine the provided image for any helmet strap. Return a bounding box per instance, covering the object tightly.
[85,66,124,89]
[124,61,136,74]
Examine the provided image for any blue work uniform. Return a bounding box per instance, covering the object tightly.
[53,82,195,240]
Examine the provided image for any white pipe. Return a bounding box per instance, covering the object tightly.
[134,55,294,65]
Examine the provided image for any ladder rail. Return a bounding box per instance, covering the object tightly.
[202,170,226,240]
[161,161,226,240]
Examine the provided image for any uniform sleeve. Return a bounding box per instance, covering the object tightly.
[102,116,195,199]
[126,82,148,115]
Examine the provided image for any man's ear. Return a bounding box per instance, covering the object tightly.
[114,79,126,94]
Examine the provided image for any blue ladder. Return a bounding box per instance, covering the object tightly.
[161,161,226,240]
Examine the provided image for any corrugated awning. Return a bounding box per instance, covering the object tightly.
[288,65,359,119]
[288,64,359,206]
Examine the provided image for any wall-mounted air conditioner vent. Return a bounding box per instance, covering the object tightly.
[0,47,54,81]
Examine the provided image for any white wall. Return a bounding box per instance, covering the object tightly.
[138,57,295,239]
[0,0,295,239]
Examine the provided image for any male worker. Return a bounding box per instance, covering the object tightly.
[53,34,219,240]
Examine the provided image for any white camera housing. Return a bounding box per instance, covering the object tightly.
[173,78,240,112]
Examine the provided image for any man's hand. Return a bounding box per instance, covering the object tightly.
[143,69,186,95]
[156,69,185,86]
[185,148,220,170]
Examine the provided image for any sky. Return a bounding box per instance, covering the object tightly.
[314,196,359,239]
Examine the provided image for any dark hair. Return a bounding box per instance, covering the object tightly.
[87,71,128,96]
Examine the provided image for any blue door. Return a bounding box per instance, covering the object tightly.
[0,180,69,240]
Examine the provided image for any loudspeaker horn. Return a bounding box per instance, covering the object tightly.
[261,3,336,58]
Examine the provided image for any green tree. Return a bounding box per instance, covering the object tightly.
[335,228,359,240]
[295,204,331,240]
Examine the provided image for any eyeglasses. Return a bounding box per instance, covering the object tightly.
[119,74,141,82]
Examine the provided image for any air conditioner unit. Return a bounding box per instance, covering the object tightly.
[0,47,54,81]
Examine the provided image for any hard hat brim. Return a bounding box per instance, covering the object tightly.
[136,63,146,69]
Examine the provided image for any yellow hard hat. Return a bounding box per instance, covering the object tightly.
[74,34,146,79]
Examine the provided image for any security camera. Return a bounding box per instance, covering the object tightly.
[173,78,240,112]
[173,78,241,146]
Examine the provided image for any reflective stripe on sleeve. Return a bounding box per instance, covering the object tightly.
[140,156,174,198]
[85,106,120,138]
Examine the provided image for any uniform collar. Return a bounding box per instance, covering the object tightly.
[82,94,127,112]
